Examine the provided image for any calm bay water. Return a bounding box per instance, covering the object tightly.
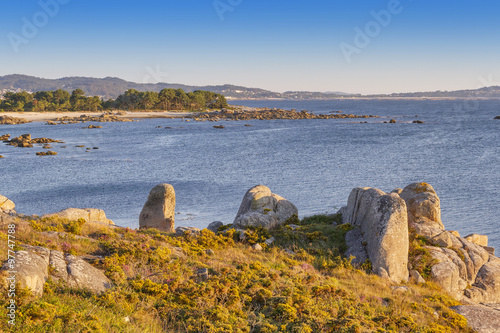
[1,99,499,249]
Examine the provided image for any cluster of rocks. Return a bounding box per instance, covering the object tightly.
[2,134,63,148]
[0,115,30,125]
[187,108,378,122]
[139,184,298,235]
[36,151,57,156]
[45,113,133,125]
[0,196,115,296]
[338,182,500,305]
[1,245,111,297]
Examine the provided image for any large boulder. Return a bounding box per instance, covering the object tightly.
[0,195,15,212]
[65,255,112,293]
[466,259,500,303]
[43,208,114,225]
[339,187,409,282]
[1,246,111,297]
[139,184,176,232]
[233,185,298,229]
[1,250,48,296]
[399,182,444,232]
[452,305,500,333]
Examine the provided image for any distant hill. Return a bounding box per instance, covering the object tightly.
[0,75,350,100]
[1,74,500,100]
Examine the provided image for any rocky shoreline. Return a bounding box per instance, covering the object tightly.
[1,182,499,332]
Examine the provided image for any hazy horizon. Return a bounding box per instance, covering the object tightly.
[2,0,500,94]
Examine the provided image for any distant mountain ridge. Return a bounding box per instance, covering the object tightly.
[1,74,500,100]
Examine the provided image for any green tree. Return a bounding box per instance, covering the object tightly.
[158,88,176,110]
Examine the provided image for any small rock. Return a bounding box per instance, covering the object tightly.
[287,224,301,230]
[207,221,223,233]
[36,151,57,156]
[205,249,215,255]
[410,270,426,284]
[252,244,263,251]
[196,268,209,281]
[389,119,396,123]
[175,226,201,237]
[391,286,410,293]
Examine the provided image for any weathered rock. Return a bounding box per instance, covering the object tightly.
[426,246,468,281]
[431,262,465,298]
[252,244,263,251]
[1,250,48,296]
[66,255,112,293]
[1,247,112,297]
[175,226,201,237]
[43,208,114,225]
[483,246,495,255]
[465,234,488,247]
[139,184,175,232]
[429,231,456,248]
[207,221,223,233]
[399,182,444,230]
[233,185,298,229]
[391,188,403,195]
[451,305,500,333]
[345,228,369,264]
[458,237,490,282]
[264,237,275,246]
[49,250,69,281]
[0,195,15,211]
[471,260,500,303]
[410,269,426,283]
[340,187,409,282]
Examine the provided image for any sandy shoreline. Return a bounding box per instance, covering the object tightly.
[1,111,195,122]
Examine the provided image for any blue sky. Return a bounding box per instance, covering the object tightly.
[1,0,499,94]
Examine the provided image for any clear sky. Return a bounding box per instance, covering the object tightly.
[1,0,499,94]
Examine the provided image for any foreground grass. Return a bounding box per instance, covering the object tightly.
[0,215,472,332]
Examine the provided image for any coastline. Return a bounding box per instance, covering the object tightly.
[0,111,195,122]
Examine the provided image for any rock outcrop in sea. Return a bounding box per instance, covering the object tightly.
[139,183,176,232]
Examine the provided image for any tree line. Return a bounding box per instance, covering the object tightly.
[0,88,228,112]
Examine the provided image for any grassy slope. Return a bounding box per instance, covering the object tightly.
[0,215,472,333]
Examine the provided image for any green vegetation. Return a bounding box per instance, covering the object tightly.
[0,88,228,112]
[0,215,473,332]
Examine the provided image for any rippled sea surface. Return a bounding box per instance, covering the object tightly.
[1,99,499,249]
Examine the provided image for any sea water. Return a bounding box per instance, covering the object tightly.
[1,99,499,249]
